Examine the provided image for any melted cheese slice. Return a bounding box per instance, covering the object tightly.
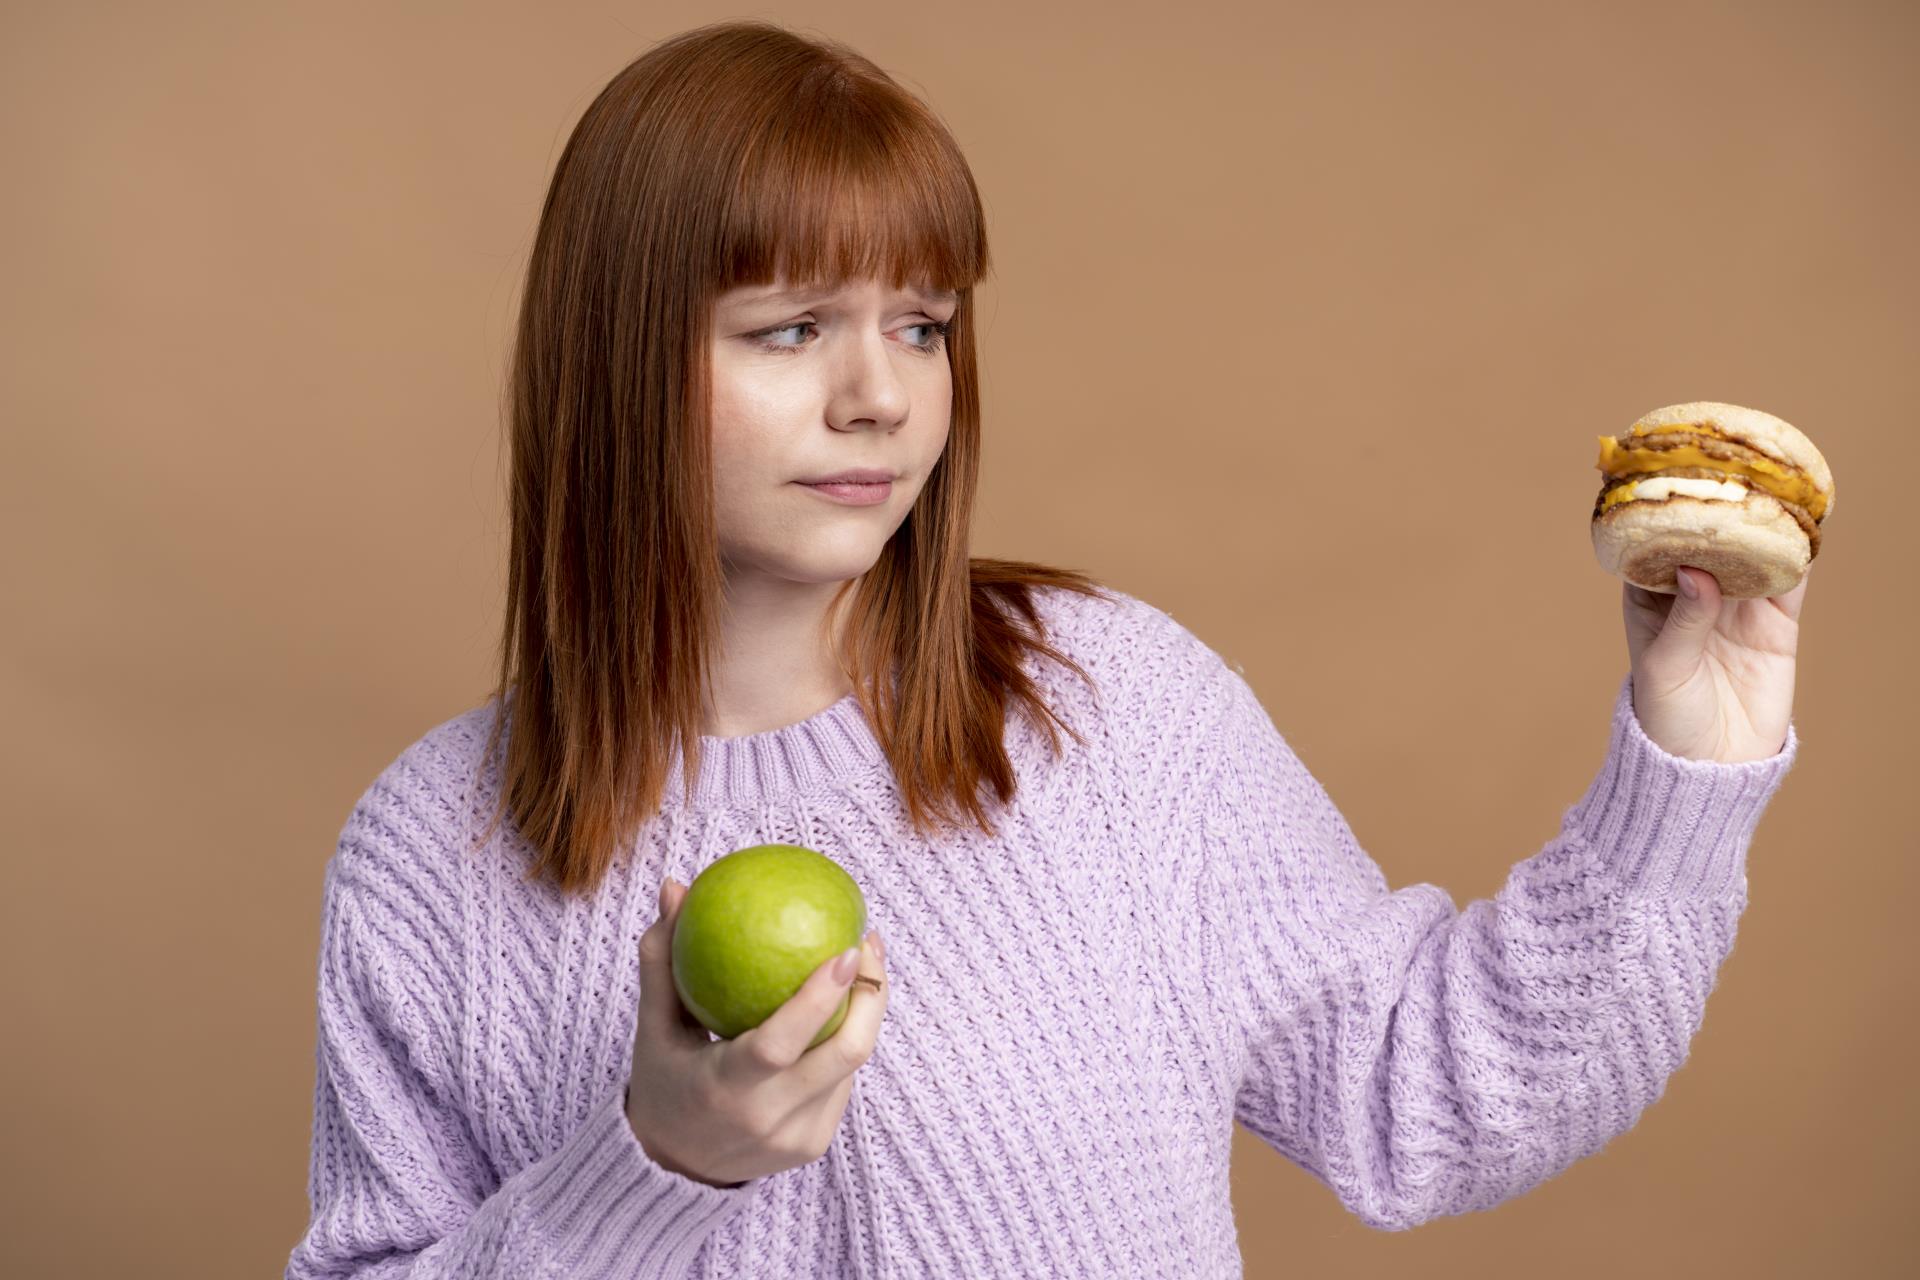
[1595,428,1827,520]
[1598,475,1750,515]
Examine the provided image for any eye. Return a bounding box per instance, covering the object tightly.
[752,322,814,354]
[907,320,952,354]
[750,318,952,357]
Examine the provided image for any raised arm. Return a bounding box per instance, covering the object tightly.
[1178,668,1796,1231]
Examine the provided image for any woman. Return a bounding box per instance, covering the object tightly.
[287,20,1806,1279]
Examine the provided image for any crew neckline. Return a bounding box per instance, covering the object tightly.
[660,689,892,809]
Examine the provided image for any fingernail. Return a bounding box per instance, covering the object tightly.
[832,947,860,983]
[1676,569,1698,599]
[873,931,886,963]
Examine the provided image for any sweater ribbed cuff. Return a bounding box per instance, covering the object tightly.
[515,1082,757,1280]
[1564,674,1799,901]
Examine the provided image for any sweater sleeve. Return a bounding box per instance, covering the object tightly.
[1188,669,1797,1231]
[285,748,755,1279]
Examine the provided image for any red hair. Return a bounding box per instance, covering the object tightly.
[478,19,1114,897]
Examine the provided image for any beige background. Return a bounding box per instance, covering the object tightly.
[3,2,1914,1275]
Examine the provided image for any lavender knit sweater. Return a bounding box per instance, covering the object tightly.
[287,585,1798,1278]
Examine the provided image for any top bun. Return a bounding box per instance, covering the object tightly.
[1633,401,1835,516]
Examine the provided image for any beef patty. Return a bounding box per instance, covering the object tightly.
[1622,429,1785,471]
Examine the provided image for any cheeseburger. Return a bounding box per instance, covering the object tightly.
[1591,401,1834,599]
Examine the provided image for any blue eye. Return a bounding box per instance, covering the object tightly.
[757,323,810,350]
[752,319,951,356]
[908,321,952,352]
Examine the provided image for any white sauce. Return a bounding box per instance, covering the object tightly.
[1629,476,1748,503]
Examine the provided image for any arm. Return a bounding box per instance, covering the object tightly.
[1184,669,1796,1231]
[286,749,753,1279]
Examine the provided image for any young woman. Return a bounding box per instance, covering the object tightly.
[288,20,1808,1279]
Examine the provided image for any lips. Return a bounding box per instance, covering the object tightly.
[796,468,896,485]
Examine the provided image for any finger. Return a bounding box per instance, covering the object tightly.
[792,930,888,1097]
[1625,582,1675,616]
[718,938,864,1084]
[1651,566,1724,657]
[1622,583,1672,669]
[639,878,708,1048]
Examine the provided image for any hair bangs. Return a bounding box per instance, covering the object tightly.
[719,96,987,298]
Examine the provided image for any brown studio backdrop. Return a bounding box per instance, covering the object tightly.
[2,2,1913,1276]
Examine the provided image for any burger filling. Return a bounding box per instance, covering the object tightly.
[1593,463,1823,555]
[1597,475,1750,513]
[1589,420,1827,521]
[1594,420,1829,524]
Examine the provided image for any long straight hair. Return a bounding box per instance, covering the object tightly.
[477,20,1115,898]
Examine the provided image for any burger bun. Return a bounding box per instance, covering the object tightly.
[1591,489,1810,599]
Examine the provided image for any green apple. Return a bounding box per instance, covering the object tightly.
[670,843,868,1049]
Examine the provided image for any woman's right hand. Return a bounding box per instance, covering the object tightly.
[625,876,888,1189]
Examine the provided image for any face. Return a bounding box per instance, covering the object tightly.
[707,275,956,589]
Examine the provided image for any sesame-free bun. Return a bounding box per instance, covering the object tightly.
[1634,401,1836,518]
[1591,489,1810,598]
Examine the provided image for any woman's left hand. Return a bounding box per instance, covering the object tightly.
[1624,564,1809,763]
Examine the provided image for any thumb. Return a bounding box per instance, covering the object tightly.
[639,878,706,1044]
[1656,567,1724,652]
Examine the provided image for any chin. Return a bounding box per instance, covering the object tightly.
[753,544,889,586]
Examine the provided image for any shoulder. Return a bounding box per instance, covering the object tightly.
[1021,582,1247,750]
[1024,580,1225,664]
[327,703,503,901]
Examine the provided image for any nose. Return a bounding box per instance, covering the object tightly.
[825,329,912,434]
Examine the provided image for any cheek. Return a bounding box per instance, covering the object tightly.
[707,382,777,479]
[922,392,954,461]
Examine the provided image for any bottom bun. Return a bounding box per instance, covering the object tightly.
[1591,491,1811,598]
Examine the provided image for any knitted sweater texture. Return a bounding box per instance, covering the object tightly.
[287,585,1799,1278]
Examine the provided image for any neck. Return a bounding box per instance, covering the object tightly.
[700,574,856,738]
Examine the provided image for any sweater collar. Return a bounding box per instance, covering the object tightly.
[660,690,892,810]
